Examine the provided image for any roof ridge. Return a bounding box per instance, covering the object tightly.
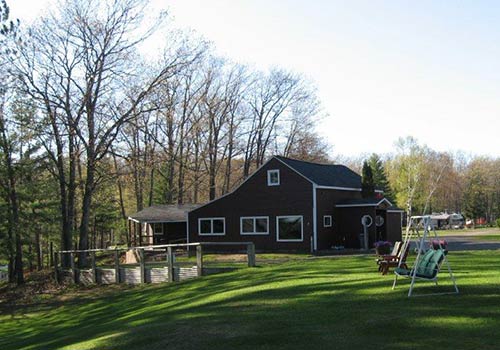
[273,155,337,167]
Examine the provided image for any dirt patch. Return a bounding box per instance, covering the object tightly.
[0,270,134,312]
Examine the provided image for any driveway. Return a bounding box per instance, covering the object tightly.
[443,231,500,251]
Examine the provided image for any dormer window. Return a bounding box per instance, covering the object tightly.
[267,169,280,186]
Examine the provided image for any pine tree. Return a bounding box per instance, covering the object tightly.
[361,160,375,198]
[368,153,394,202]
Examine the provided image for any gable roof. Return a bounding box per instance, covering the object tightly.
[129,204,199,223]
[335,197,393,208]
[274,156,362,188]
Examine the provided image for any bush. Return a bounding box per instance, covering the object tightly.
[496,218,500,229]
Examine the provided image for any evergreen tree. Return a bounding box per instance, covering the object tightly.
[368,153,394,202]
[361,160,375,198]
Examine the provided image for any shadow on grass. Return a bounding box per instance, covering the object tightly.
[1,252,500,350]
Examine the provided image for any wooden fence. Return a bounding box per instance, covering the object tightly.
[54,242,256,285]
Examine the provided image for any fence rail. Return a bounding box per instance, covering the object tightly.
[54,242,255,286]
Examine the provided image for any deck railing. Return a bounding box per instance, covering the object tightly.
[54,242,256,285]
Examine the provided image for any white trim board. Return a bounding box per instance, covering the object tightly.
[335,198,393,208]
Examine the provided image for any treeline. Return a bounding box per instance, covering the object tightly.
[347,137,500,223]
[0,0,328,283]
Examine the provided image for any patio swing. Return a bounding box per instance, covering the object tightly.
[392,215,459,297]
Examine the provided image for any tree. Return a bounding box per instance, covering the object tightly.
[361,160,375,198]
[14,0,200,266]
[367,153,393,202]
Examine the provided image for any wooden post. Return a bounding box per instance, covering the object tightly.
[114,250,120,283]
[139,249,145,284]
[247,243,256,267]
[196,244,203,277]
[167,247,174,282]
[91,251,97,284]
[54,252,59,284]
[70,252,77,284]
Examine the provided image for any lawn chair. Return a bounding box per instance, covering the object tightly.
[376,241,401,272]
[378,243,409,275]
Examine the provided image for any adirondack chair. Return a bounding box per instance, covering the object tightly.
[376,241,402,272]
[378,243,409,275]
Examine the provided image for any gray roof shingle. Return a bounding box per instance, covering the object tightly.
[275,156,362,188]
[129,204,199,222]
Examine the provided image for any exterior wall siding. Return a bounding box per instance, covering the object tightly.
[336,207,377,248]
[188,158,314,251]
[386,212,403,243]
[315,189,363,250]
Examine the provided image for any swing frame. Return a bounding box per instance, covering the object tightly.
[392,215,459,297]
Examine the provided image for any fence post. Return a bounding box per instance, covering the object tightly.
[91,251,97,284]
[167,247,174,282]
[54,252,59,284]
[70,252,77,284]
[139,248,145,284]
[196,244,203,277]
[247,243,256,267]
[114,250,120,284]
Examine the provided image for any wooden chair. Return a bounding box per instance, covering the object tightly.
[378,243,409,275]
[376,241,401,272]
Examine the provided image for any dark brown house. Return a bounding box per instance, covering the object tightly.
[189,156,402,252]
[128,156,403,252]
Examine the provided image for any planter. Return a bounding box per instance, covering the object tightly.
[374,241,392,255]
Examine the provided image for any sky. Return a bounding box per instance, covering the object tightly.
[9,0,500,157]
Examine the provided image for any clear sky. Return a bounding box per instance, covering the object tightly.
[9,0,500,157]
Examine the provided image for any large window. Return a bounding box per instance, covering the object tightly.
[277,216,303,242]
[267,169,280,186]
[198,218,225,236]
[240,216,269,235]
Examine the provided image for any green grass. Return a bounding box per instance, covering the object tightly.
[1,251,500,350]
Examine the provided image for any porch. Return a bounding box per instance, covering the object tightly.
[127,204,199,246]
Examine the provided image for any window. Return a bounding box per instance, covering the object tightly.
[267,169,280,186]
[153,223,163,235]
[375,215,385,227]
[240,216,269,235]
[323,215,332,227]
[198,218,225,236]
[277,216,303,241]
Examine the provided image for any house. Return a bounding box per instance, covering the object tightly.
[128,156,403,252]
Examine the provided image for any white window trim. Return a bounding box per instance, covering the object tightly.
[240,216,270,235]
[276,215,304,242]
[323,215,332,228]
[198,217,226,236]
[267,169,280,186]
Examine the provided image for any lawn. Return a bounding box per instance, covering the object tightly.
[1,251,500,350]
